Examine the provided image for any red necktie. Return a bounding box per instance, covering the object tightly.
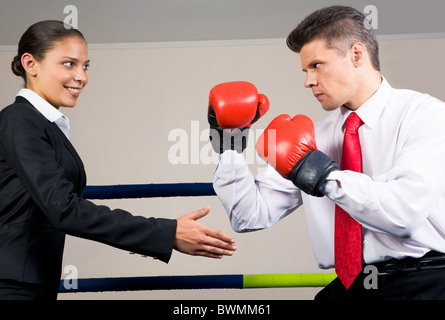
[335,112,364,289]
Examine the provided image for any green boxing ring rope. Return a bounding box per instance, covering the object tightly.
[60,183,336,293]
[243,273,337,288]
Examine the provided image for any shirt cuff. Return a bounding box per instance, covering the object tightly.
[215,150,247,173]
[320,170,346,200]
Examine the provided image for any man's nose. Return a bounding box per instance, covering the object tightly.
[304,72,317,88]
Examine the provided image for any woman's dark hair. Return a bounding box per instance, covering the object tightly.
[11,20,86,85]
[286,5,380,71]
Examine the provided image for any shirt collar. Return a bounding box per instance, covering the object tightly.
[17,88,65,122]
[16,88,70,138]
[340,76,392,129]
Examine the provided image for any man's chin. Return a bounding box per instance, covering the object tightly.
[320,103,340,112]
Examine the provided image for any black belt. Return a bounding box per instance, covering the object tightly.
[373,251,445,274]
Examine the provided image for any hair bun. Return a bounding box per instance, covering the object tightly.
[11,54,25,78]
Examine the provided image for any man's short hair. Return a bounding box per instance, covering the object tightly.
[286,5,380,71]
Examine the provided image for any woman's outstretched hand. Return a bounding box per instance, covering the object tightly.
[174,206,236,258]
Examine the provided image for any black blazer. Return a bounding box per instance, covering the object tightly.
[0,96,176,292]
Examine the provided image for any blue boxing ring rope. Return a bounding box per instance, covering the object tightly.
[82,182,216,199]
[59,183,336,293]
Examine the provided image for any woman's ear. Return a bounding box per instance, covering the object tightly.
[21,53,38,77]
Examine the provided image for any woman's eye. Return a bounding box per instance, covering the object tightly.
[63,61,74,68]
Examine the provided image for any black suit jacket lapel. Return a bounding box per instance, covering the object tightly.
[48,122,87,195]
[14,96,87,195]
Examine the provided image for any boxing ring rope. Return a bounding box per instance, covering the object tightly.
[59,183,337,293]
[59,273,337,293]
[82,182,216,199]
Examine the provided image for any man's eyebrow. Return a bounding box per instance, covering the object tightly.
[302,60,322,72]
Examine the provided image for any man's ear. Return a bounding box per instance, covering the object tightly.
[350,42,367,67]
[21,53,38,77]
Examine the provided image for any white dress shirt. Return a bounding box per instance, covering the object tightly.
[214,77,445,269]
[16,88,70,139]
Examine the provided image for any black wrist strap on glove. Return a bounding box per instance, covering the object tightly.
[209,127,249,153]
[288,150,339,197]
[208,104,249,154]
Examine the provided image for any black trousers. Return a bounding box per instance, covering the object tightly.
[315,267,445,300]
[0,279,58,300]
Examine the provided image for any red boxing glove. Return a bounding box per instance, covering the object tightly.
[208,81,269,153]
[256,114,316,178]
[256,114,338,197]
[209,81,269,129]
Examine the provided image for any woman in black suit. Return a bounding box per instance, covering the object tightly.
[0,20,236,300]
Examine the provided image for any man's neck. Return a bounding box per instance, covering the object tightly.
[345,72,382,111]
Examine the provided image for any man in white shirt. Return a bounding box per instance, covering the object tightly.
[211,5,445,299]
